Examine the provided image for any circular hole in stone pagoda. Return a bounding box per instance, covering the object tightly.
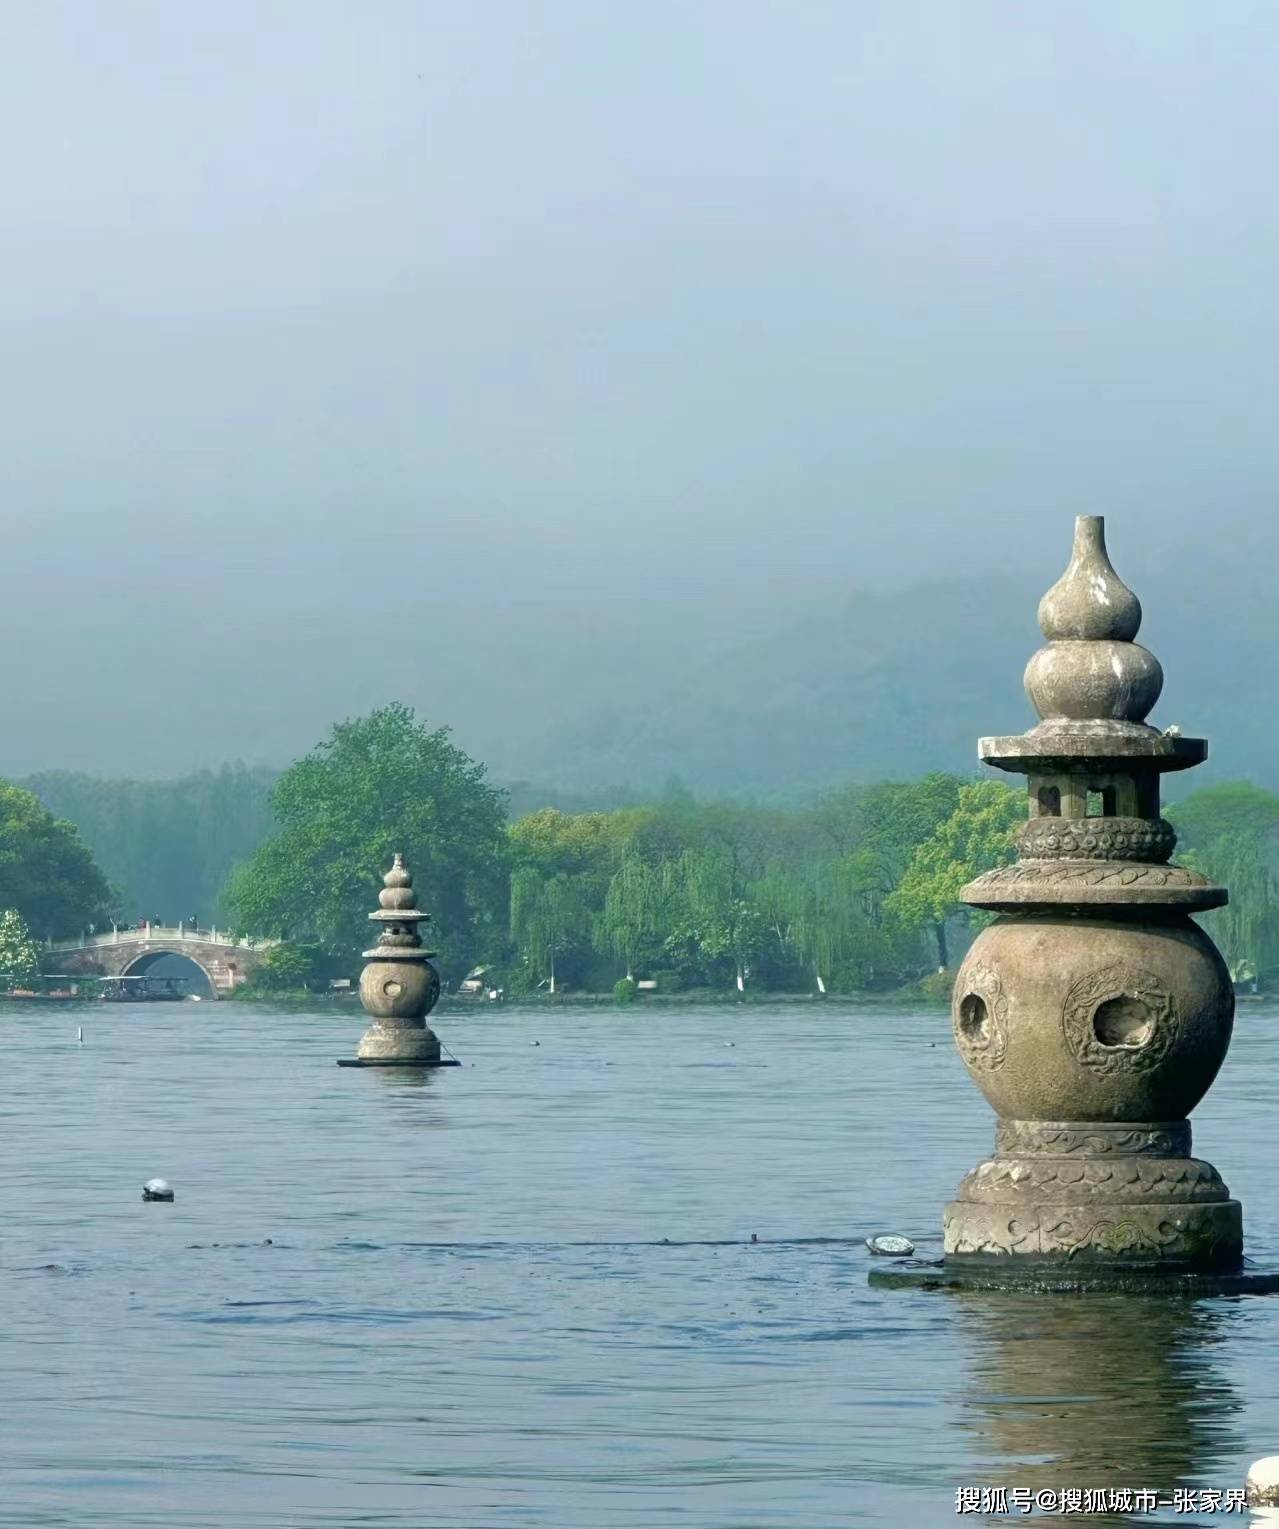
[1093,994,1155,1049]
[958,992,990,1044]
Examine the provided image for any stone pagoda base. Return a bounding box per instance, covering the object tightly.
[337,1017,459,1068]
[943,1119,1242,1274]
[869,1261,1279,1296]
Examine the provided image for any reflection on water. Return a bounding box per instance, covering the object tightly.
[957,1293,1244,1525]
[0,998,1275,1526]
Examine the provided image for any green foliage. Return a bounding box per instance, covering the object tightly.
[24,765,275,922]
[242,943,328,994]
[499,772,974,992]
[886,781,1023,966]
[509,806,652,876]
[601,852,674,977]
[0,908,41,986]
[223,705,508,980]
[613,975,638,1003]
[1169,782,1279,980]
[509,867,594,988]
[916,968,954,1003]
[0,781,115,937]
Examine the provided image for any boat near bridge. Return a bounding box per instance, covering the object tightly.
[2,974,198,1002]
[99,975,194,1002]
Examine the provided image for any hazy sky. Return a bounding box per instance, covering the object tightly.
[2,2,1276,778]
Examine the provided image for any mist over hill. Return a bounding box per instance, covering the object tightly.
[499,564,1275,803]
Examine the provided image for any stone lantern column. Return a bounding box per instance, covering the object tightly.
[338,853,457,1068]
[879,517,1274,1292]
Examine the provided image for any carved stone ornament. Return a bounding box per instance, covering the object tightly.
[956,1155,1228,1204]
[1061,964,1177,1076]
[1018,816,1176,863]
[952,961,1009,1071]
[994,1119,1191,1158]
[969,862,1212,891]
[944,1201,1241,1263]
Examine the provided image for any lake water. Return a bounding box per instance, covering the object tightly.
[3,997,1279,1528]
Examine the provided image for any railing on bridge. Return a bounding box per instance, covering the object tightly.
[47,925,281,953]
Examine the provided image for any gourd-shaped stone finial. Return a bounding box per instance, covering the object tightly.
[378,852,418,915]
[1037,515,1141,641]
[1024,516,1163,727]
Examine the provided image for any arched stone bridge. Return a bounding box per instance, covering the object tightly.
[47,925,280,998]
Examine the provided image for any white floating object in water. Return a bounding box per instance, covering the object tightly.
[1248,1458,1279,1506]
[866,1234,914,1257]
[142,1178,175,1202]
[76,1027,83,1044]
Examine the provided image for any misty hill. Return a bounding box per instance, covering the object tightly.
[18,564,1276,922]
[22,766,277,924]
[505,572,1277,802]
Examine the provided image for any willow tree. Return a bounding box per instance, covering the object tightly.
[1169,783,1279,982]
[509,868,592,993]
[600,852,670,980]
[664,847,765,991]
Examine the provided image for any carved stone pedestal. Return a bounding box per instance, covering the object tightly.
[944,1120,1241,1271]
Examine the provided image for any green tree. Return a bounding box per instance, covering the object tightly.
[1168,783,1279,981]
[600,852,672,979]
[508,806,651,877]
[887,781,1023,968]
[664,847,765,990]
[25,764,277,924]
[844,774,966,914]
[0,781,115,937]
[223,705,508,980]
[510,867,593,991]
[241,943,333,994]
[0,908,40,986]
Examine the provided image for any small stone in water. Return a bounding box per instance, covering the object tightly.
[142,1178,175,1202]
[866,1234,914,1257]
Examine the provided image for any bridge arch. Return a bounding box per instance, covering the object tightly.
[46,929,274,997]
[120,949,217,998]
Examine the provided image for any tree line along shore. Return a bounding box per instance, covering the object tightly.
[0,704,1275,998]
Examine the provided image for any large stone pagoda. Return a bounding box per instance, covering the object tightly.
[339,852,454,1067]
[936,516,1245,1283]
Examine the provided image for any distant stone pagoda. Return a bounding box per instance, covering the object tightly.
[339,853,456,1068]
[880,516,1269,1290]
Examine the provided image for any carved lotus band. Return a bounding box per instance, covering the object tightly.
[994,1120,1191,1158]
[1018,816,1176,863]
[956,1155,1228,1204]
